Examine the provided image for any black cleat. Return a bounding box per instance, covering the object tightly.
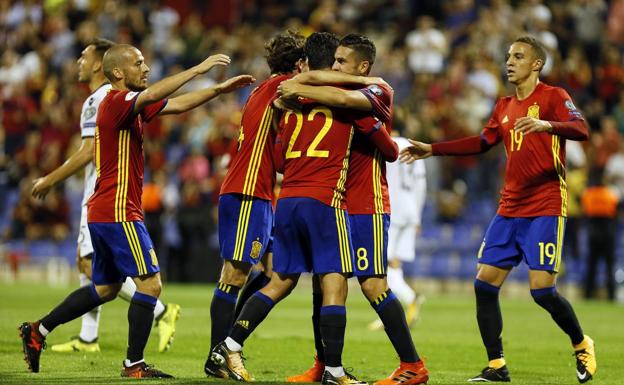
[121,361,174,378]
[19,322,45,373]
[204,351,230,379]
[209,341,252,381]
[468,366,511,382]
[321,369,368,385]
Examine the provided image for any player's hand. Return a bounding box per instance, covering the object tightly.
[32,177,53,200]
[514,117,552,135]
[273,96,301,111]
[277,79,301,100]
[399,139,432,164]
[218,75,255,94]
[195,54,231,74]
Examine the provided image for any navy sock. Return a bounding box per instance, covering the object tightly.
[127,292,157,363]
[531,287,584,345]
[40,285,104,333]
[229,292,275,346]
[474,279,504,361]
[371,289,418,363]
[319,305,346,367]
[234,271,270,319]
[312,293,324,363]
[210,283,240,349]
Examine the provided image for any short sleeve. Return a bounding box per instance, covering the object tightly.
[480,99,503,146]
[358,83,393,122]
[552,88,584,122]
[141,99,168,122]
[80,99,97,138]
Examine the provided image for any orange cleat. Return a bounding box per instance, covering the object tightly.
[287,356,325,382]
[374,361,429,385]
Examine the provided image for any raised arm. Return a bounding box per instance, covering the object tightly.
[292,70,385,87]
[161,75,255,115]
[32,137,93,199]
[134,54,231,113]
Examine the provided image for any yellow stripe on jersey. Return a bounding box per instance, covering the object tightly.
[115,130,130,221]
[95,126,101,178]
[122,222,146,275]
[373,213,385,275]
[232,196,254,261]
[335,208,352,273]
[331,127,354,208]
[372,150,384,214]
[551,135,568,217]
[242,106,273,197]
[555,216,564,272]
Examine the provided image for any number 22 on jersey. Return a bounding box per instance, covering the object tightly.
[284,107,333,159]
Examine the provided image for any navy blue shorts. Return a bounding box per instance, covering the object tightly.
[273,197,354,275]
[350,213,390,276]
[88,221,160,285]
[218,193,273,265]
[478,215,566,272]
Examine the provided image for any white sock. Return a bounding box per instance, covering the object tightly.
[79,273,101,342]
[225,337,242,352]
[38,323,50,337]
[387,267,416,304]
[325,366,345,378]
[124,358,144,367]
[119,277,166,318]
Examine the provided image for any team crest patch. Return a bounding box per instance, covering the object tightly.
[367,84,383,96]
[565,100,576,110]
[125,91,139,101]
[84,106,97,120]
[527,104,540,119]
[250,239,263,259]
[149,248,159,266]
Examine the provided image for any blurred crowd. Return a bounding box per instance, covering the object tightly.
[1,0,623,290]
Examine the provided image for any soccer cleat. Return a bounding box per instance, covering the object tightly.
[321,369,368,385]
[374,361,429,385]
[574,335,596,383]
[405,294,426,327]
[19,322,46,373]
[467,366,510,382]
[209,341,252,381]
[155,303,181,353]
[121,361,174,378]
[287,355,325,382]
[204,351,230,379]
[50,336,100,353]
[367,318,384,331]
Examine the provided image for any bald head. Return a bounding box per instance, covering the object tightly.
[102,44,150,90]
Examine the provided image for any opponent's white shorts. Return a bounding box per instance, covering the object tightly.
[77,206,94,258]
[387,222,417,262]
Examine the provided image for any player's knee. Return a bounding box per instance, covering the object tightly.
[95,283,122,302]
[220,260,251,287]
[359,276,388,301]
[263,274,298,301]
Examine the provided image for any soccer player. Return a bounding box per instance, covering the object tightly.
[209,32,398,385]
[400,36,596,383]
[369,135,427,330]
[203,30,305,379]
[31,38,181,355]
[19,44,254,378]
[278,34,428,385]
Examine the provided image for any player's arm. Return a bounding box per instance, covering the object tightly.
[358,119,399,162]
[399,136,496,164]
[32,137,94,199]
[134,54,231,114]
[291,70,385,87]
[160,75,255,115]
[279,81,372,111]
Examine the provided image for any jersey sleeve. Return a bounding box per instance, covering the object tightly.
[354,115,398,161]
[552,88,584,122]
[107,90,140,126]
[358,83,393,122]
[81,100,99,138]
[140,98,168,122]
[480,99,503,146]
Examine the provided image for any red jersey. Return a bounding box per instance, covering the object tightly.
[88,90,167,222]
[345,83,394,214]
[432,82,589,217]
[277,101,392,209]
[220,74,291,200]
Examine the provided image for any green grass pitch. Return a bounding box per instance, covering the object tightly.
[0,280,622,384]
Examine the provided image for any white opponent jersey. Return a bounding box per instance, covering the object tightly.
[80,83,112,206]
[387,137,426,225]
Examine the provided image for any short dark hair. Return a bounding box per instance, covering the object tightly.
[514,36,547,71]
[265,30,306,74]
[305,32,339,70]
[339,33,376,66]
[89,37,116,59]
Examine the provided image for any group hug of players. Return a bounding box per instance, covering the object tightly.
[20,27,597,385]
